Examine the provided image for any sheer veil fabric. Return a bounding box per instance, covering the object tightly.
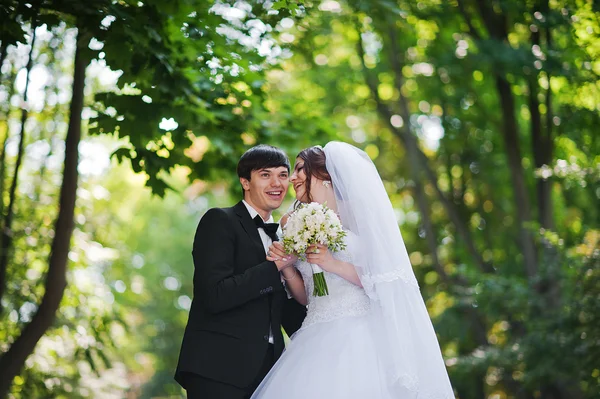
[324,141,454,398]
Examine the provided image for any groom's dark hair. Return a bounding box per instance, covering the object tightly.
[237,144,290,195]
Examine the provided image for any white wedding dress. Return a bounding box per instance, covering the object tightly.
[252,231,397,398]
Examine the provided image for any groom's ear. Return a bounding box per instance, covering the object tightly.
[240,177,250,192]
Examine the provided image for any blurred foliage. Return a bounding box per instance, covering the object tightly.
[0,0,599,398]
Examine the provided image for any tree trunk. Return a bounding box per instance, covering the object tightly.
[468,0,539,280]
[495,76,538,278]
[0,24,37,313]
[528,71,545,223]
[0,29,86,398]
[528,24,553,231]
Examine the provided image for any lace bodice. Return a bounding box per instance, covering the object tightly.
[295,231,371,330]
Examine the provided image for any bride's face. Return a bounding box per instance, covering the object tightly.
[290,157,309,202]
[290,157,327,204]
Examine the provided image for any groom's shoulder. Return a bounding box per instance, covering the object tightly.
[199,203,240,224]
[212,202,241,217]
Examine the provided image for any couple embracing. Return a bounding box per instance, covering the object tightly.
[175,142,455,399]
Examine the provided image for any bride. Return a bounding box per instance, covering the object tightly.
[252,142,455,398]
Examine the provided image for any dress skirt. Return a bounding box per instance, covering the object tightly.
[251,314,395,399]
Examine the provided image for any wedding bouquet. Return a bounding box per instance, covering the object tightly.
[282,202,346,296]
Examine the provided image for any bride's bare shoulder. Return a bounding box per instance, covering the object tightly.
[280,211,293,228]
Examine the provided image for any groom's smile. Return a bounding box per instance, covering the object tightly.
[266,190,284,200]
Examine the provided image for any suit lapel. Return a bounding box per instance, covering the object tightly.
[234,201,267,256]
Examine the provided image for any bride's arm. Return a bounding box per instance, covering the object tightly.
[306,244,363,288]
[267,212,308,305]
[280,264,308,305]
[268,243,308,305]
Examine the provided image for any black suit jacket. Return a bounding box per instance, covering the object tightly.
[175,201,306,389]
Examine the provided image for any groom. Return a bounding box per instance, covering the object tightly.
[175,145,306,398]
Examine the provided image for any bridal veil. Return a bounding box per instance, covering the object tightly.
[324,141,454,398]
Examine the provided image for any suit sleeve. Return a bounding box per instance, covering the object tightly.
[192,208,283,314]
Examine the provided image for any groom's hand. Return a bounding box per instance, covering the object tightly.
[267,242,297,271]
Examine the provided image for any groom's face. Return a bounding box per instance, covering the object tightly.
[241,166,289,215]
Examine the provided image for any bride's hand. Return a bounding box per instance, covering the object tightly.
[267,241,297,271]
[305,244,336,271]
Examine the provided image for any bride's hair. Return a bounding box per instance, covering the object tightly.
[296,146,331,203]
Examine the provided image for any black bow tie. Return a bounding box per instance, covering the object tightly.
[253,215,279,242]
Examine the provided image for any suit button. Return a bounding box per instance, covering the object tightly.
[263,335,268,341]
